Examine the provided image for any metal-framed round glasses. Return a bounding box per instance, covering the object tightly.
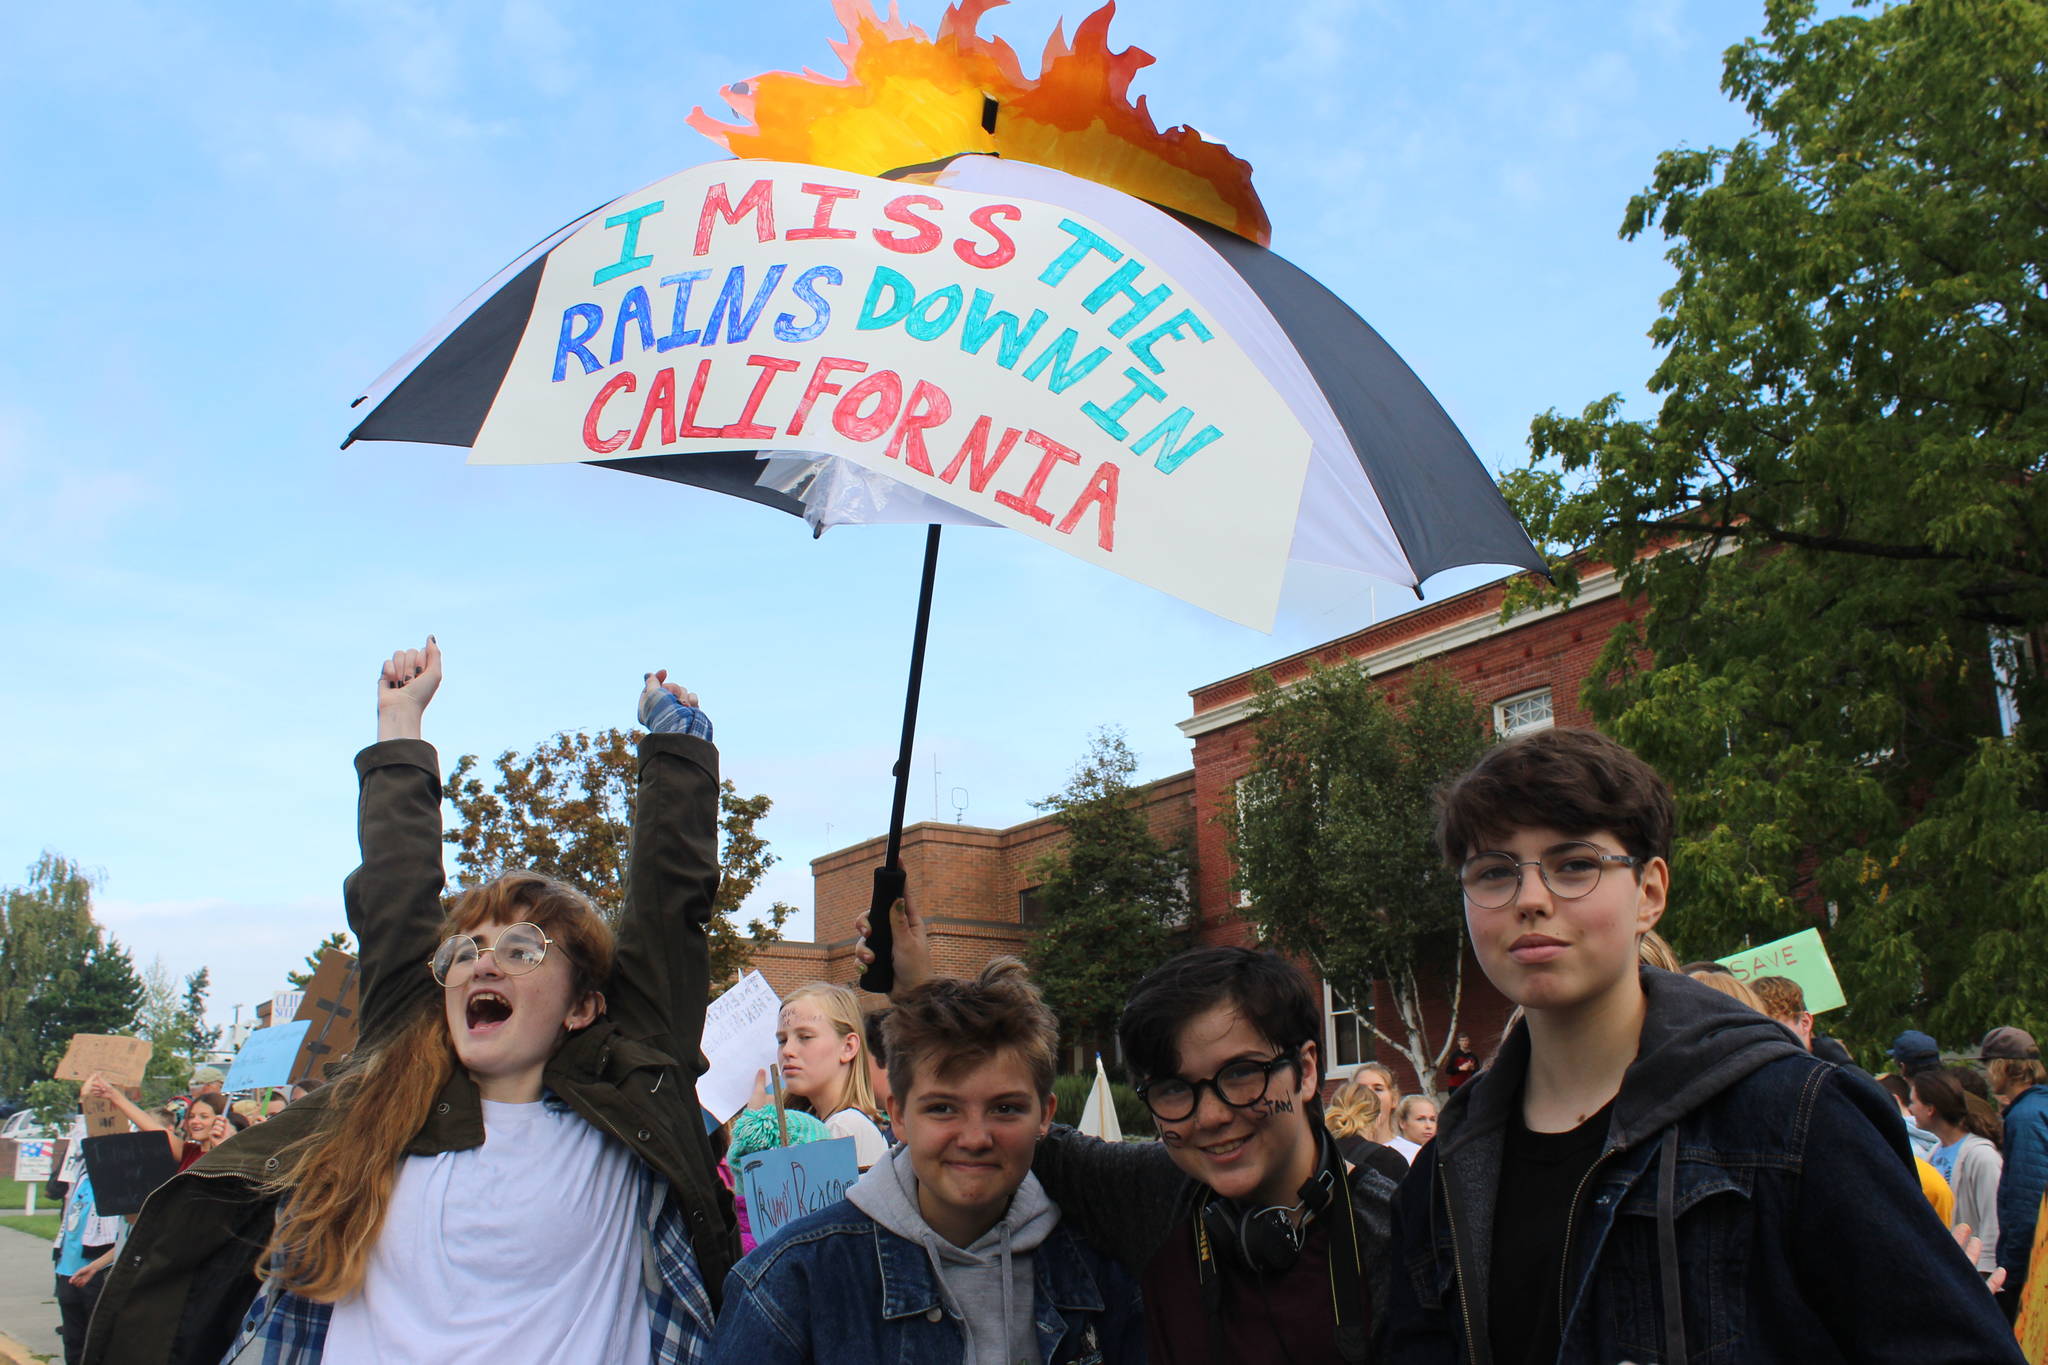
[1458,842,1642,909]
[430,922,556,987]
[1136,1052,1301,1122]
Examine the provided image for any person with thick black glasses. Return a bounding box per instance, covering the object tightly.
[858,909,1394,1364]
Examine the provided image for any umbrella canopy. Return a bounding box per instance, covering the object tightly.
[346,150,1541,628]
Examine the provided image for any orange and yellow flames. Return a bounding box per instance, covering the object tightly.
[687,0,1270,246]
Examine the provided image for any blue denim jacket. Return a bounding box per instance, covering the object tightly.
[1385,969,2022,1365]
[709,1199,1143,1364]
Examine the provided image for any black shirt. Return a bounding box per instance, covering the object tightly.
[1487,1098,1615,1365]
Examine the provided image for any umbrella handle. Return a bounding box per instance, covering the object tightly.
[858,866,906,995]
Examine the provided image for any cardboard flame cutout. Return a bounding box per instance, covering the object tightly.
[687,0,1271,246]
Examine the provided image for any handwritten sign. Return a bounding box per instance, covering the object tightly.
[82,1131,179,1217]
[699,970,784,1123]
[55,1034,153,1088]
[225,1021,312,1092]
[1717,927,1846,1015]
[271,991,305,1023]
[12,1140,53,1182]
[739,1136,858,1244]
[472,162,1313,630]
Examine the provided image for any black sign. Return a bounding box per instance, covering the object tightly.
[82,1131,180,1216]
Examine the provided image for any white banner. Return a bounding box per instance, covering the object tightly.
[473,161,1314,629]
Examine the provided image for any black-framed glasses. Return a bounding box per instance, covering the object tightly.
[430,922,555,987]
[1459,842,1642,908]
[1137,1051,1300,1122]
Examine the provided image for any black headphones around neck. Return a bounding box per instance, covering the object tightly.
[1198,1158,1339,1275]
[1192,1131,1369,1364]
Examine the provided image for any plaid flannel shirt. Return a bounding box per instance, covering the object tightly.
[230,1159,714,1364]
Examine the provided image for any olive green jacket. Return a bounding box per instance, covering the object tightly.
[84,733,740,1365]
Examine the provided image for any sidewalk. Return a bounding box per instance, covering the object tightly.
[0,1225,59,1363]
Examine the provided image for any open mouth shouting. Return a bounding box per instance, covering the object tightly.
[465,990,515,1035]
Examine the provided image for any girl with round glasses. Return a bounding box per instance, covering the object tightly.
[84,641,738,1365]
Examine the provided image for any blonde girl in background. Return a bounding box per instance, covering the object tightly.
[771,982,889,1167]
[1324,1077,1408,1181]
[1355,1061,1402,1147]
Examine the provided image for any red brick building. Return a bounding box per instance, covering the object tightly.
[756,563,1632,1093]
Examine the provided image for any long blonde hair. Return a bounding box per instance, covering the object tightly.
[261,872,614,1301]
[780,982,883,1122]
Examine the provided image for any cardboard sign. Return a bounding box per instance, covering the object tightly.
[12,1139,54,1182]
[1717,927,1847,1015]
[54,1034,153,1088]
[224,1021,311,1092]
[472,162,1314,630]
[291,949,361,1083]
[698,971,784,1123]
[81,1131,179,1217]
[81,1095,124,1138]
[738,1136,858,1243]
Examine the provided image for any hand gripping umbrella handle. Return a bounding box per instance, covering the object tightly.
[859,866,906,995]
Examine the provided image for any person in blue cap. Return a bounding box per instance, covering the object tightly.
[1890,1030,1944,1076]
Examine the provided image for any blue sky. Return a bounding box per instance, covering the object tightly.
[1,0,1762,1027]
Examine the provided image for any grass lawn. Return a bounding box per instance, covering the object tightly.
[0,1176,61,1240]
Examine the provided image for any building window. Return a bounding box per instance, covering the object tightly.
[1324,982,1371,1075]
[1018,885,1047,927]
[1493,688,1554,738]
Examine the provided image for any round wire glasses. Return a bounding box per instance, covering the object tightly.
[430,921,555,987]
[1458,842,1642,908]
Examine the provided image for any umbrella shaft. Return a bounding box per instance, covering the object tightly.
[885,524,943,868]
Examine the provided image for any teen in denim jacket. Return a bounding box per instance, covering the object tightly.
[710,961,1141,1364]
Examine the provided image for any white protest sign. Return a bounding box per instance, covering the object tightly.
[12,1139,54,1182]
[473,161,1314,630]
[271,991,305,1024]
[698,971,784,1123]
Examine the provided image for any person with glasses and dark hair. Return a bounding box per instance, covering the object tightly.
[857,908,1393,1364]
[1384,728,2019,1365]
[85,641,738,1365]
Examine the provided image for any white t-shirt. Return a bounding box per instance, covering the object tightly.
[1388,1136,1421,1165]
[325,1098,650,1365]
[825,1107,889,1169]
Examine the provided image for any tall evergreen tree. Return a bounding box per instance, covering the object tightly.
[0,852,142,1097]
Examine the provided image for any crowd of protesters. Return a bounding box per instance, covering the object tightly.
[48,642,2046,1363]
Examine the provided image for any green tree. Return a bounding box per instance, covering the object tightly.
[287,931,355,989]
[1228,664,1490,1090]
[0,852,142,1098]
[445,728,795,989]
[1024,728,1191,1061]
[1498,0,2048,1057]
[134,957,216,1105]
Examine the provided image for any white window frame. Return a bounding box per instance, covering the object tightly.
[1493,687,1555,738]
[1323,981,1371,1078]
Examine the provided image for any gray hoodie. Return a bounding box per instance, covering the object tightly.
[847,1146,1059,1365]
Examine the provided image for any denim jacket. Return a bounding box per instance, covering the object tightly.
[1386,969,2021,1365]
[709,1195,1144,1364]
